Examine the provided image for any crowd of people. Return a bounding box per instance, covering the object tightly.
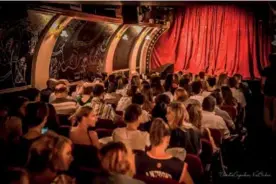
[0,69,255,184]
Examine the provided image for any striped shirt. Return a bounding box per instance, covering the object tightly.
[51,98,77,115]
[89,97,116,121]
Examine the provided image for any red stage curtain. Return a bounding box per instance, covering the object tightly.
[151,5,271,79]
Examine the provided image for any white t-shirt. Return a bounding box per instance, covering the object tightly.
[112,128,150,151]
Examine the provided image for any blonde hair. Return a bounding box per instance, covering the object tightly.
[168,102,189,129]
[174,87,189,102]
[149,118,171,146]
[100,142,135,176]
[186,103,202,129]
[27,131,72,172]
[74,106,93,122]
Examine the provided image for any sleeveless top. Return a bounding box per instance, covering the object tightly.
[169,127,201,155]
[135,152,184,181]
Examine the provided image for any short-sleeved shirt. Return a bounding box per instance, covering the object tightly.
[135,152,184,181]
[261,66,276,97]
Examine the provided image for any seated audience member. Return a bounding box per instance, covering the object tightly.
[167,102,201,155]
[221,86,239,110]
[3,168,30,184]
[70,106,100,148]
[135,118,194,184]
[150,75,165,97]
[211,91,235,131]
[116,76,128,96]
[76,83,93,106]
[189,81,204,105]
[174,87,189,103]
[41,78,58,103]
[141,82,154,112]
[201,96,230,139]
[26,131,74,184]
[163,74,176,102]
[132,93,151,124]
[202,77,217,97]
[93,142,145,184]
[216,73,228,89]
[130,74,142,91]
[51,82,77,115]
[199,71,208,89]
[116,85,138,112]
[113,104,150,151]
[90,84,117,121]
[25,88,41,102]
[23,102,49,142]
[234,73,251,98]
[151,94,171,122]
[179,77,192,96]
[45,104,60,133]
[2,97,28,143]
[228,77,247,108]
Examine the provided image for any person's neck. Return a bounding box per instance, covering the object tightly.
[26,126,42,137]
[126,122,139,130]
[148,145,168,157]
[78,121,89,130]
[31,169,57,184]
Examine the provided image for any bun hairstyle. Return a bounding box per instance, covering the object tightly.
[26,131,72,172]
[149,118,171,147]
[100,142,134,176]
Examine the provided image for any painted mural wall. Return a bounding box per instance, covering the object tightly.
[50,19,119,82]
[0,5,53,90]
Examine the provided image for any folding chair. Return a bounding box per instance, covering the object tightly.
[185,154,204,183]
[95,119,117,129]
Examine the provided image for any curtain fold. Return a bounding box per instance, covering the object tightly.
[151,5,271,79]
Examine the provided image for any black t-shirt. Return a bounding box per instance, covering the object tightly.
[135,151,184,181]
[261,66,276,97]
[169,127,201,155]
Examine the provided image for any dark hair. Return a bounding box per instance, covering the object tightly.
[83,86,93,95]
[149,118,171,147]
[192,81,202,94]
[124,104,142,123]
[132,93,145,105]
[221,86,235,105]
[211,90,223,105]
[233,74,242,80]
[126,85,138,97]
[25,88,40,101]
[155,94,171,105]
[164,73,173,92]
[207,77,217,87]
[93,84,105,97]
[24,102,49,128]
[152,94,171,121]
[45,104,59,132]
[199,71,205,79]
[228,77,238,88]
[202,96,216,112]
[179,78,190,88]
[9,96,28,117]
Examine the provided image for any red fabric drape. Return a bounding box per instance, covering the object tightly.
[151,5,271,79]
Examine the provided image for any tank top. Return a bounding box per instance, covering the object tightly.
[135,152,184,181]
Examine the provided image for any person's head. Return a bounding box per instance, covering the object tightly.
[108,74,116,83]
[25,88,40,102]
[131,75,141,89]
[191,81,202,95]
[24,102,49,130]
[132,93,145,106]
[93,84,105,98]
[155,93,171,105]
[233,74,242,84]
[9,96,29,117]
[126,85,138,97]
[217,74,228,88]
[199,71,205,80]
[174,88,188,102]
[4,168,29,184]
[221,86,234,105]
[46,78,58,90]
[100,142,135,176]
[141,83,153,102]
[27,131,73,173]
[54,81,68,98]
[166,102,189,129]
[124,104,142,124]
[211,90,224,106]
[179,77,190,88]
[228,77,238,88]
[186,103,202,129]
[82,85,93,95]
[207,77,217,88]
[74,106,97,127]
[117,77,128,90]
[164,73,173,91]
[149,118,171,148]
[202,96,216,112]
